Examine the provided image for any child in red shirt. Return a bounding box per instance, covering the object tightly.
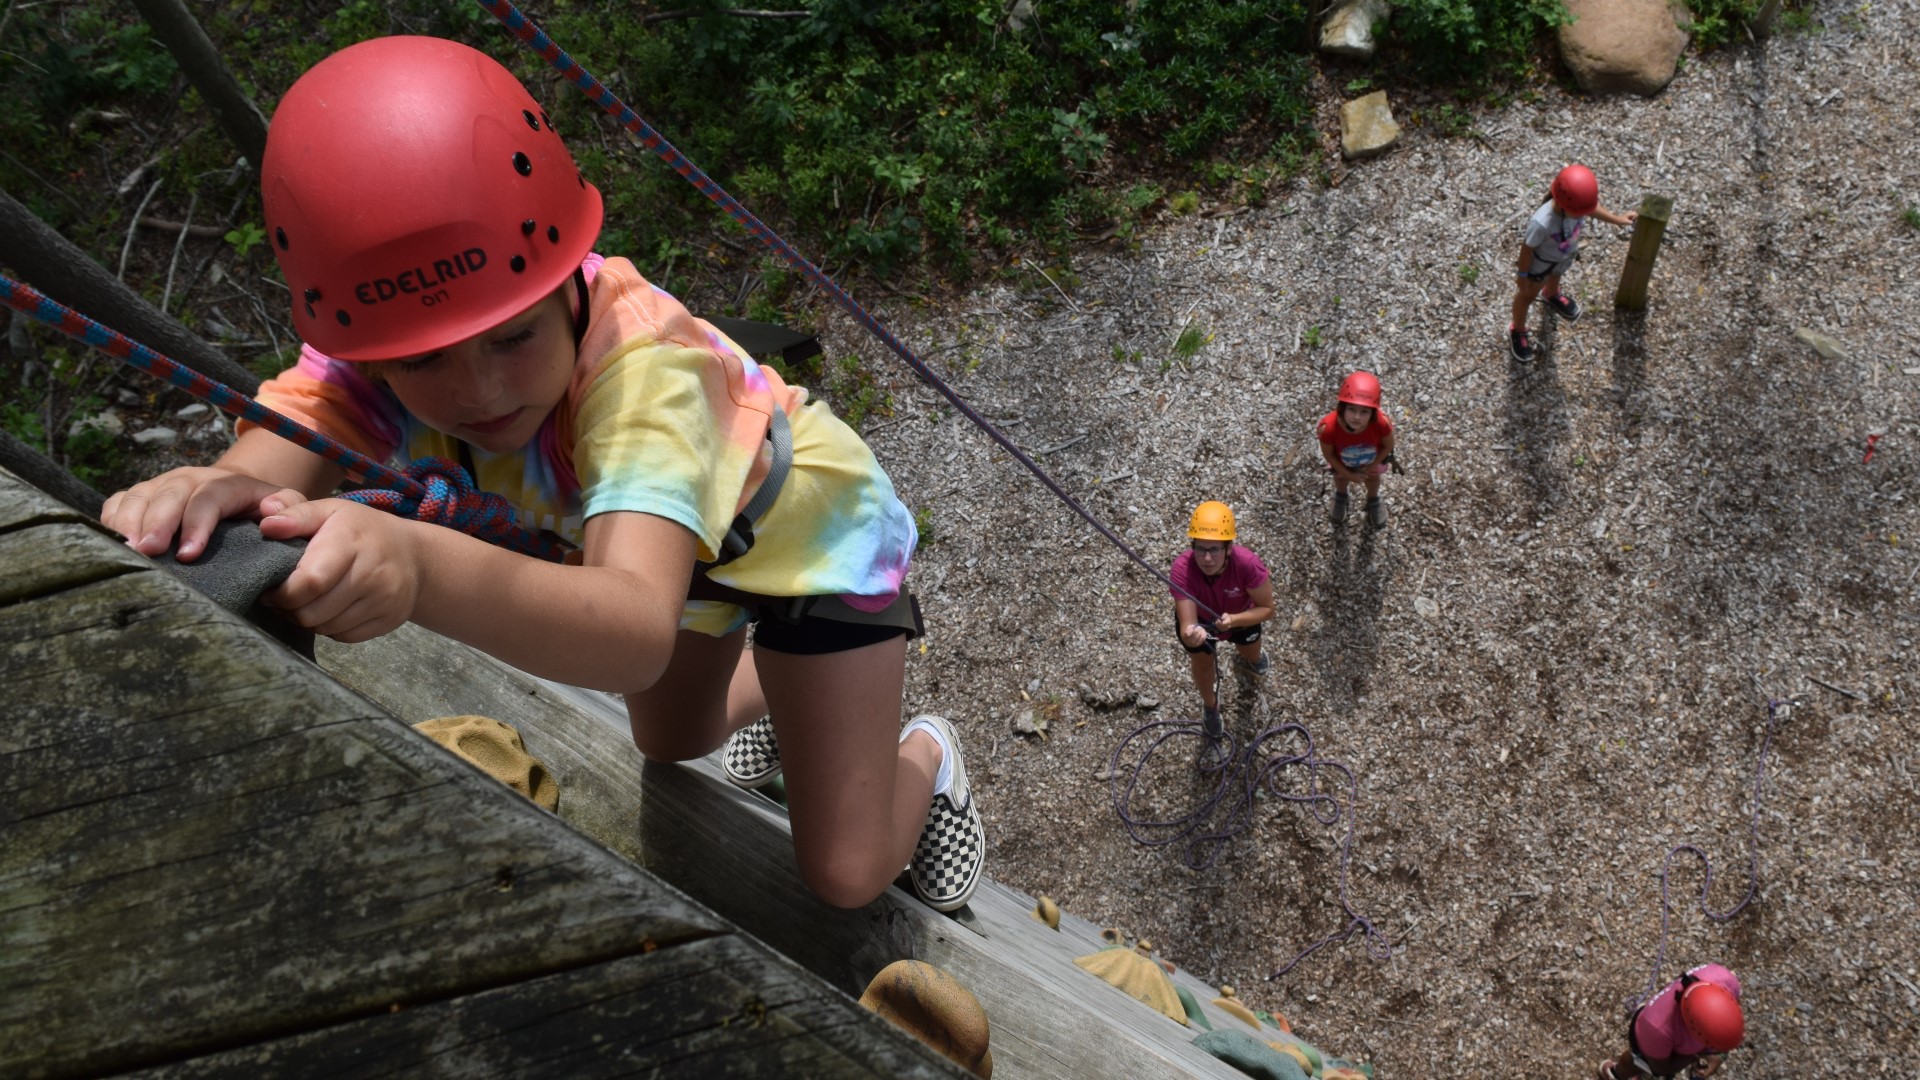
[1317,371,1395,527]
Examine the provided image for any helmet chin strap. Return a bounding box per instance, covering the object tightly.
[570,268,590,347]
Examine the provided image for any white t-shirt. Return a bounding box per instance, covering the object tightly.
[1523,201,1585,269]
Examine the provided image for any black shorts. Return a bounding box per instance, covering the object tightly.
[1180,622,1262,655]
[754,613,907,656]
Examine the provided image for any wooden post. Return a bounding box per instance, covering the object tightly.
[1614,193,1673,312]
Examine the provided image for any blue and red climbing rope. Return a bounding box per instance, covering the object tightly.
[0,274,566,561]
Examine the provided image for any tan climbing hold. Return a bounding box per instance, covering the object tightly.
[1032,895,1061,929]
[413,715,557,810]
[1100,926,1124,945]
[1212,984,1265,1030]
[1074,945,1186,1025]
[859,960,993,1078]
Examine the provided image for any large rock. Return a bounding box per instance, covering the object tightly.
[1339,91,1401,160]
[1559,0,1691,96]
[1319,0,1390,58]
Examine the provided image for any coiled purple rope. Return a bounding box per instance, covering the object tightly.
[1107,701,1392,979]
[1624,697,1785,1017]
[0,274,566,561]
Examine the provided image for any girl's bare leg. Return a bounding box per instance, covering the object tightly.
[624,626,749,761]
[727,645,769,730]
[755,634,931,908]
[1188,651,1220,709]
[1511,276,1544,326]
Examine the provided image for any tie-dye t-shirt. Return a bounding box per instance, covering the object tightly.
[241,255,916,636]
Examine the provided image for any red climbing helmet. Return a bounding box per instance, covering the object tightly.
[261,36,603,360]
[1551,164,1600,217]
[1337,370,1382,410]
[1679,981,1745,1053]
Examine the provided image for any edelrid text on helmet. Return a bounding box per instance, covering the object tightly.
[1337,371,1382,410]
[1189,501,1236,542]
[1551,164,1600,217]
[261,36,604,360]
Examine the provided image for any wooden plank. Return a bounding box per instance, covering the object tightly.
[0,519,150,604]
[318,636,1250,1079]
[133,934,963,1079]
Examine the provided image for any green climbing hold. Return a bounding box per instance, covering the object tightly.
[1192,1029,1309,1080]
[1176,985,1213,1030]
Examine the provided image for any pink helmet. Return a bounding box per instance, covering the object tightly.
[1551,164,1600,217]
[261,36,603,360]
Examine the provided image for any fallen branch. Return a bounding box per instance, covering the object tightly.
[1807,675,1863,701]
[642,7,809,23]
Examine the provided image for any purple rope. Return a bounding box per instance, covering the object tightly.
[1106,704,1392,979]
[0,273,567,562]
[1625,697,1784,1017]
[477,0,1219,619]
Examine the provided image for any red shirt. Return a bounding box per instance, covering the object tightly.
[1317,409,1395,471]
[1169,546,1271,617]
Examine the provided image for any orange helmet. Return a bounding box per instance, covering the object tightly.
[261,36,603,360]
[1188,501,1236,542]
[1551,164,1600,217]
[1679,981,1744,1053]
[1337,370,1381,409]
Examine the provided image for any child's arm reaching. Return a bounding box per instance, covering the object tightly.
[1595,205,1640,228]
[258,501,691,694]
[101,427,348,561]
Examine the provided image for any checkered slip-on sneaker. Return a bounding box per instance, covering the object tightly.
[721,715,782,789]
[904,715,985,913]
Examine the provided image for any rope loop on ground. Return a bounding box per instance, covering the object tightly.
[1106,699,1393,981]
[1624,696,1786,1018]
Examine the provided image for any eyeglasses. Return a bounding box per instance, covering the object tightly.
[1191,543,1229,557]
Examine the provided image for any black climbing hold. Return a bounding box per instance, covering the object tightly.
[513,152,532,176]
[510,255,526,273]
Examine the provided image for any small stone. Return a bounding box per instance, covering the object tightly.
[116,388,142,407]
[1414,596,1440,619]
[1011,709,1038,736]
[1135,695,1159,711]
[175,403,211,419]
[1338,90,1400,161]
[131,425,177,448]
[68,411,125,440]
[1793,327,1850,361]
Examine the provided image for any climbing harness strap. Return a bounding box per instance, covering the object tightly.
[687,574,925,640]
[704,406,793,567]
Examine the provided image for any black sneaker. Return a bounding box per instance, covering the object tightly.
[1509,327,1535,363]
[905,716,985,912]
[1201,705,1224,739]
[1329,491,1350,525]
[1365,496,1388,527]
[1544,293,1581,321]
[721,715,782,789]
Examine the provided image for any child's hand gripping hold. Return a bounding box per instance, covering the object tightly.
[257,499,424,644]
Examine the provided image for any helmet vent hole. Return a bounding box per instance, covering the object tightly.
[522,109,540,131]
[521,219,537,235]
[541,110,552,130]
[303,288,321,303]
[513,152,532,176]
[275,227,289,250]
[547,225,560,244]
[510,255,527,273]
[335,310,351,327]
[304,303,316,319]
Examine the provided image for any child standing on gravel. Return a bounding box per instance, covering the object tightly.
[1508,163,1639,363]
[1317,371,1394,527]
[1170,501,1275,739]
[98,36,984,914]
[1599,963,1746,1079]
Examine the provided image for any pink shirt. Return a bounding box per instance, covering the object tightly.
[1169,546,1270,619]
[1634,964,1742,1061]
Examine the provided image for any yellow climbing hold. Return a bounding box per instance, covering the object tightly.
[1031,895,1061,929]
[1211,985,1265,1030]
[859,960,993,1078]
[413,715,557,810]
[1074,944,1185,1025]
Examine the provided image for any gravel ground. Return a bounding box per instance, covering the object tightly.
[38,2,1918,1075]
[803,4,1920,1074]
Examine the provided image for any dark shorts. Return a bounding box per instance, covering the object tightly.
[754,613,907,656]
[1180,623,1262,655]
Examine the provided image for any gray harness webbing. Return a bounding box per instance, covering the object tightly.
[690,406,926,639]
